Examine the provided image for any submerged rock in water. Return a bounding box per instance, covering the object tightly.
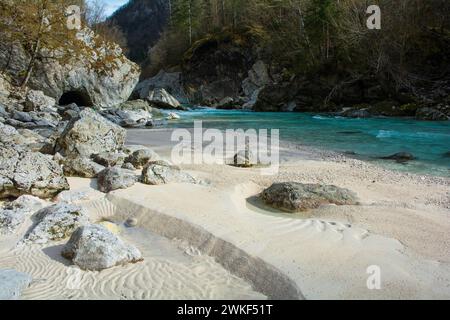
[261,182,358,212]
[97,167,137,193]
[381,152,415,162]
[0,269,32,300]
[0,143,69,199]
[56,109,126,158]
[24,203,90,244]
[141,161,196,185]
[62,224,143,271]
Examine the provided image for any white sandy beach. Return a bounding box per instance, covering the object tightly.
[1,128,449,300]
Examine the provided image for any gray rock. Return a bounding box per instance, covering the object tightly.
[141,161,196,185]
[340,108,372,118]
[121,162,136,171]
[0,143,69,199]
[116,99,152,111]
[62,224,143,271]
[3,195,48,213]
[24,203,90,244]
[261,182,359,212]
[0,269,32,300]
[214,97,236,110]
[0,210,25,233]
[55,190,90,203]
[115,109,152,128]
[97,167,137,193]
[233,150,257,168]
[125,148,159,169]
[416,107,449,121]
[24,90,56,112]
[242,60,271,98]
[135,70,189,104]
[57,109,126,158]
[146,118,168,127]
[0,195,48,233]
[92,151,127,167]
[381,152,415,163]
[145,88,182,109]
[0,72,12,97]
[12,110,33,122]
[125,218,138,227]
[62,157,105,178]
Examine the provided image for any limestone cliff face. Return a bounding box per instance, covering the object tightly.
[108,0,170,64]
[0,29,140,108]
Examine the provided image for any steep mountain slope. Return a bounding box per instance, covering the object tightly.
[108,0,169,64]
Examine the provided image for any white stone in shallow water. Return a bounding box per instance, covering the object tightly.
[0,269,32,300]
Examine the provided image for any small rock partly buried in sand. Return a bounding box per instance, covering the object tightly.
[233,150,257,168]
[97,167,137,193]
[141,160,196,185]
[24,203,90,244]
[62,224,143,271]
[261,182,358,212]
[0,269,32,300]
[125,218,138,227]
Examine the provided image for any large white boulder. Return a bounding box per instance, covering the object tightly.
[62,224,143,271]
[0,143,69,199]
[56,109,126,158]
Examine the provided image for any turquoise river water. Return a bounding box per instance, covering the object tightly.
[166,109,450,177]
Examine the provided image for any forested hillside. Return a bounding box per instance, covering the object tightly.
[124,0,443,115]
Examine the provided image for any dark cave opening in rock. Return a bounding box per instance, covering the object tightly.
[58,90,93,107]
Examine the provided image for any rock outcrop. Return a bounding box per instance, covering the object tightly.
[0,143,69,199]
[24,203,90,244]
[134,70,189,104]
[0,29,140,108]
[56,109,126,158]
[261,182,358,212]
[62,224,143,271]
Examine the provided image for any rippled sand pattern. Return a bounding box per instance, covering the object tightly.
[0,230,266,300]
